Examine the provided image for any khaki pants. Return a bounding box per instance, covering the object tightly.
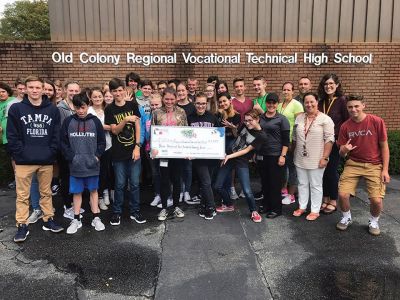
[15,165,54,225]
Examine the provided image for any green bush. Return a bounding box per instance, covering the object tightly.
[388,130,400,175]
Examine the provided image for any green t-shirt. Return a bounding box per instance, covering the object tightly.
[253,93,268,112]
[135,90,143,97]
[277,99,304,141]
[0,97,13,145]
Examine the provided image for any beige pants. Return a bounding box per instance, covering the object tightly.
[15,165,54,225]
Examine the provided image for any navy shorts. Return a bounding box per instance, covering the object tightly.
[69,175,99,194]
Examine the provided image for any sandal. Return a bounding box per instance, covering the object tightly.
[320,202,329,212]
[306,212,320,221]
[323,203,337,215]
[293,209,306,217]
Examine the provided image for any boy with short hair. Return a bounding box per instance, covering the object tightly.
[336,95,390,236]
[252,76,269,114]
[61,92,106,234]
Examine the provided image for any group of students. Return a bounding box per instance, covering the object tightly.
[0,71,390,243]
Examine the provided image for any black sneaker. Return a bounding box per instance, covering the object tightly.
[42,218,64,233]
[14,224,29,243]
[51,184,60,196]
[110,214,121,226]
[198,206,206,218]
[254,191,264,201]
[204,209,216,220]
[130,212,147,224]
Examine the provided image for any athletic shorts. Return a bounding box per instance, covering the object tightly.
[338,159,385,198]
[69,175,99,194]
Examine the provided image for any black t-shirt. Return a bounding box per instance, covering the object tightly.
[177,102,196,118]
[187,111,218,127]
[216,112,241,138]
[104,101,141,161]
[229,125,267,167]
[259,113,290,156]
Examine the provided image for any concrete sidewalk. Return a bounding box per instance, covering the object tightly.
[0,178,400,299]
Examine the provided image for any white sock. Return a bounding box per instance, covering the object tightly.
[342,210,351,220]
[370,214,379,223]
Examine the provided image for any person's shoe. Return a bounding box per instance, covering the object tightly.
[99,197,108,210]
[42,218,64,233]
[67,219,82,234]
[204,209,216,220]
[157,198,173,208]
[174,207,185,218]
[150,195,161,207]
[28,209,43,224]
[63,206,83,220]
[130,212,147,224]
[110,214,121,226]
[51,184,60,196]
[103,190,110,205]
[336,216,353,231]
[198,206,206,218]
[230,187,239,200]
[238,190,245,198]
[281,188,288,197]
[266,211,281,219]
[185,195,201,205]
[282,194,295,205]
[91,217,105,231]
[179,192,184,203]
[216,204,235,213]
[306,212,320,221]
[184,192,191,202]
[254,191,264,201]
[14,224,29,243]
[8,180,16,189]
[293,209,306,217]
[158,209,169,221]
[258,205,265,213]
[368,219,380,236]
[251,211,262,223]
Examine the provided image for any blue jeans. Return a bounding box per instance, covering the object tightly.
[112,159,141,214]
[214,162,256,212]
[181,160,192,193]
[30,173,40,210]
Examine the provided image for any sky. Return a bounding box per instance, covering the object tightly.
[0,0,20,16]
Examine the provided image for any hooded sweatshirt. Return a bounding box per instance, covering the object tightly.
[61,113,106,177]
[57,99,74,126]
[6,95,61,165]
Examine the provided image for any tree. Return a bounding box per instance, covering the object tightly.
[0,0,50,40]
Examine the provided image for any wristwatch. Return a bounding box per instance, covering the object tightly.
[280,154,286,158]
[135,143,142,148]
[323,157,329,161]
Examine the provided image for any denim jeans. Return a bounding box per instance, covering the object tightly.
[193,160,215,209]
[30,173,40,210]
[214,162,256,212]
[148,154,161,195]
[181,160,192,193]
[112,159,141,214]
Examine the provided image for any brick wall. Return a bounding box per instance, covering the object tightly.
[1,41,399,129]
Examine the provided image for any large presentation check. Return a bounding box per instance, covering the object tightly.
[150,126,225,159]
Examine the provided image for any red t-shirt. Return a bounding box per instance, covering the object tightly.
[338,114,387,164]
[232,97,253,123]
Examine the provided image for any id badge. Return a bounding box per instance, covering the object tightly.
[160,159,168,168]
[256,155,263,161]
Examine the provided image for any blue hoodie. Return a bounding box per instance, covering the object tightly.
[7,95,60,165]
[61,113,106,177]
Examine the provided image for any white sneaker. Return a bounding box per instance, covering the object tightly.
[230,187,239,200]
[91,217,105,231]
[103,190,110,205]
[67,219,82,234]
[158,209,168,221]
[174,207,185,218]
[368,219,380,236]
[99,198,108,210]
[184,192,191,202]
[28,209,43,224]
[157,197,173,208]
[63,206,83,220]
[239,191,245,198]
[282,194,295,205]
[150,195,161,207]
[179,193,184,203]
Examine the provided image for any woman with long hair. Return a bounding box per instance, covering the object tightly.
[204,83,218,114]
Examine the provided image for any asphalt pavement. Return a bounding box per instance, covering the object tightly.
[1,177,400,300]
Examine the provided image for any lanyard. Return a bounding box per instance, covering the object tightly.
[323,97,336,115]
[278,99,291,114]
[304,113,318,139]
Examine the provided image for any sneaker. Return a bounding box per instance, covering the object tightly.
[51,184,60,196]
[91,217,105,231]
[281,188,288,197]
[42,218,64,233]
[184,192,191,202]
[130,212,147,224]
[282,194,295,205]
[99,197,108,210]
[238,190,245,198]
[110,214,121,226]
[103,190,110,205]
[157,197,173,208]
[368,220,380,236]
[14,224,29,243]
[174,207,185,218]
[185,195,201,205]
[336,216,353,231]
[67,219,82,234]
[150,195,161,207]
[28,209,43,224]
[198,206,206,218]
[179,193,184,203]
[63,206,83,220]
[204,209,216,220]
[251,211,262,223]
[8,180,16,189]
[254,191,264,201]
[230,187,239,200]
[158,209,169,221]
[216,204,235,213]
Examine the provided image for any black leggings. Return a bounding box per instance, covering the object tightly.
[159,159,183,209]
